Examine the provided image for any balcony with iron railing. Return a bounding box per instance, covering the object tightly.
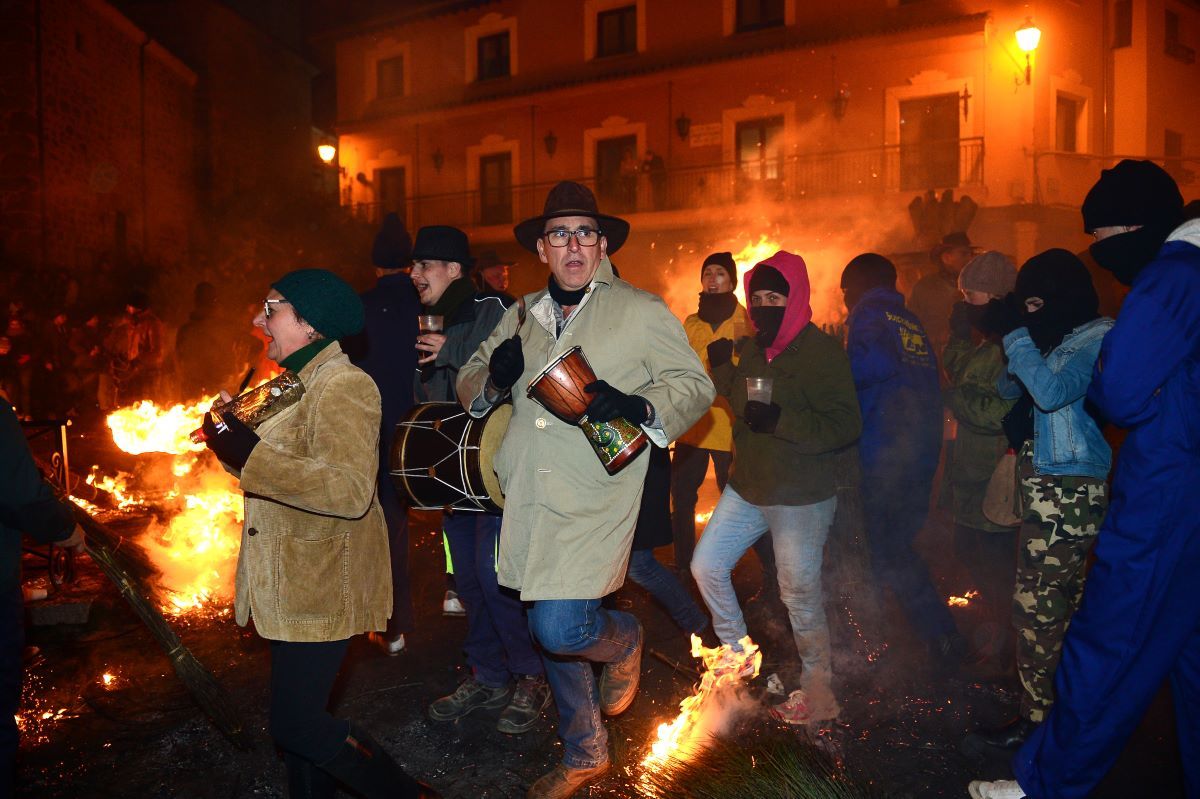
[347,137,985,230]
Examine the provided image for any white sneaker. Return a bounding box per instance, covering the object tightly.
[443,590,466,616]
[368,632,406,655]
[968,779,1026,799]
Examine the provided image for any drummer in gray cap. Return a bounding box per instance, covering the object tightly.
[458,181,714,798]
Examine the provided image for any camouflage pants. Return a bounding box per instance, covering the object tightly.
[1013,449,1107,722]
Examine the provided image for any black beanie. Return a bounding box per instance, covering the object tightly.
[702,251,737,284]
[1081,159,1184,233]
[841,253,897,292]
[371,212,413,270]
[748,264,789,296]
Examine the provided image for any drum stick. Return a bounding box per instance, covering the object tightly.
[236,367,256,395]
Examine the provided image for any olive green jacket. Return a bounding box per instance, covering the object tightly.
[942,336,1018,531]
[458,258,714,601]
[231,342,391,641]
[713,324,862,506]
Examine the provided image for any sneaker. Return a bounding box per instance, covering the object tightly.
[497,674,552,734]
[770,689,812,725]
[968,779,1026,799]
[526,761,610,799]
[442,590,466,616]
[428,676,512,722]
[367,632,406,656]
[598,621,643,716]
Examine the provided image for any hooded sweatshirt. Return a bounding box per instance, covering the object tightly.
[711,253,861,506]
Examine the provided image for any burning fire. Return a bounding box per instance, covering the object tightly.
[694,510,713,525]
[730,235,783,306]
[642,635,762,771]
[948,590,980,607]
[91,397,245,617]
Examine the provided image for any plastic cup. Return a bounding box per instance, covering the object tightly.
[418,314,444,333]
[745,377,773,404]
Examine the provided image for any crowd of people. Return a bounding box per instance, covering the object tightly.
[6,160,1198,799]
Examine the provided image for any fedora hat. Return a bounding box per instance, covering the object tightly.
[412,225,475,268]
[513,181,630,254]
[930,231,977,262]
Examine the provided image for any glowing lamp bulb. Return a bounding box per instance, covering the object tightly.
[1016,20,1041,53]
[317,144,337,164]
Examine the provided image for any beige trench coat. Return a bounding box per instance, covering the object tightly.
[458,258,714,600]
[231,342,391,642]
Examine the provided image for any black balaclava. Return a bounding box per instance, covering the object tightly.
[841,253,898,312]
[1016,249,1100,353]
[1082,159,1184,286]
[748,264,789,349]
[698,252,738,328]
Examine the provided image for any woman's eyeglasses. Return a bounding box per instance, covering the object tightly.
[263,299,290,319]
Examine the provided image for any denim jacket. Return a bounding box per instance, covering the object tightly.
[998,317,1114,478]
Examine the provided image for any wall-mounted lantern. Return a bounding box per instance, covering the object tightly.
[675,113,692,141]
[432,148,445,173]
[543,131,558,157]
[1016,18,1041,85]
[832,87,850,121]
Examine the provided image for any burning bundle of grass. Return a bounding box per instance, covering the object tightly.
[639,724,871,799]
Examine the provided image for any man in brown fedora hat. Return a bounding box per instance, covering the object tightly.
[910,230,979,359]
[458,181,714,799]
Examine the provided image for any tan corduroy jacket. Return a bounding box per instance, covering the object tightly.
[230,342,391,642]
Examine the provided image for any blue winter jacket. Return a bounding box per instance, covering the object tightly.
[846,286,942,480]
[997,317,1114,479]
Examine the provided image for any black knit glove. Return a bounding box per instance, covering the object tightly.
[949,301,973,340]
[706,338,734,368]
[202,410,260,470]
[981,293,1025,337]
[584,380,649,425]
[488,335,524,390]
[743,400,781,434]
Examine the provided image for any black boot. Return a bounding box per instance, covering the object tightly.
[285,752,337,799]
[975,717,1038,749]
[319,726,442,799]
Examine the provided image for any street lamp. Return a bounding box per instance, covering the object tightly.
[317,143,337,164]
[1016,18,1041,85]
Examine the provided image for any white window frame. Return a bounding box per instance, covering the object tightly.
[363,150,414,230]
[466,13,518,83]
[467,135,521,228]
[721,98,795,166]
[583,117,646,179]
[366,39,410,101]
[722,0,796,36]
[1050,78,1092,154]
[586,0,646,60]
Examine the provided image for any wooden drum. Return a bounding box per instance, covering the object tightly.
[526,346,648,474]
[390,402,511,512]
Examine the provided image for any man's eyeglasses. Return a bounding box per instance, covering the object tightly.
[543,228,601,248]
[263,299,290,320]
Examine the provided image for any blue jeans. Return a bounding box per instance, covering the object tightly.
[691,486,837,692]
[527,599,641,768]
[627,549,709,635]
[443,512,542,686]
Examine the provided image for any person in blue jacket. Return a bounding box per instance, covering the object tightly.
[841,253,965,666]
[2,398,85,792]
[970,161,1199,799]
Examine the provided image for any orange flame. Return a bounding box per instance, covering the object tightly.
[642,635,762,771]
[948,589,980,607]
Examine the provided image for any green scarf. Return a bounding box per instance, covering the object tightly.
[279,337,334,373]
[425,277,476,319]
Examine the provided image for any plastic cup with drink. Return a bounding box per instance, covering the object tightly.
[745,376,773,404]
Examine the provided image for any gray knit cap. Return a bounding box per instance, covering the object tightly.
[958,251,1017,297]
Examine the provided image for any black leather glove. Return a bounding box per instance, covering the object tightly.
[203,410,260,470]
[949,301,973,340]
[981,293,1025,337]
[488,335,524,390]
[743,400,781,434]
[706,338,734,368]
[584,380,649,425]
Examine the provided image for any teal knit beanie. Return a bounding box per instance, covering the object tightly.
[271,269,364,340]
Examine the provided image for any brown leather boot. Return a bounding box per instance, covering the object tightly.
[526,762,610,799]
[598,621,643,715]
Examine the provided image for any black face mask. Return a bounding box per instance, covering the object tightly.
[750,305,786,349]
[1089,225,1169,286]
[697,291,738,327]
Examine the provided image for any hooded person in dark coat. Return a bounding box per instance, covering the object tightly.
[345,213,419,653]
[841,253,965,666]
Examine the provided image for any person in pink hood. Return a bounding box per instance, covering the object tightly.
[691,251,862,725]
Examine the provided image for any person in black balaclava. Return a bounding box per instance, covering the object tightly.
[963,249,1113,760]
[1082,159,1185,286]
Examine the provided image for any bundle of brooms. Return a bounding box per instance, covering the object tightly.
[61,490,250,749]
[639,723,872,799]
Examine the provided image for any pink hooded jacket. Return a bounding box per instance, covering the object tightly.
[744,250,813,362]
